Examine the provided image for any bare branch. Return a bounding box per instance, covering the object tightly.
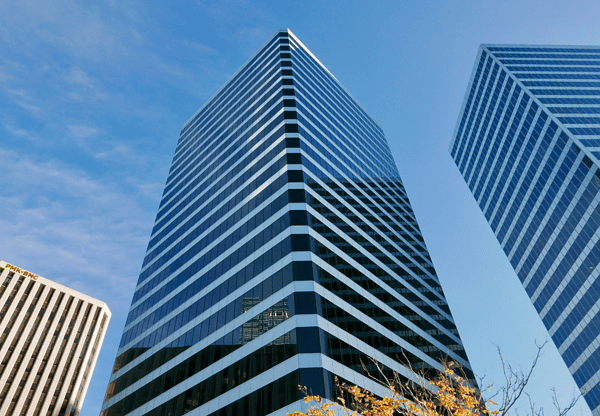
[551,387,583,416]
[291,341,581,416]
[498,340,548,416]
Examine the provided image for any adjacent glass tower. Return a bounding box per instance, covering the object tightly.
[450,44,600,415]
[101,29,474,416]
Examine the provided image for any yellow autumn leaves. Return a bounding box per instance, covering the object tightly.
[289,362,499,416]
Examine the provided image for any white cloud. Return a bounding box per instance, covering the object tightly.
[134,181,164,200]
[0,2,278,413]
[5,88,31,100]
[62,67,108,101]
[94,143,131,159]
[91,140,159,169]
[0,68,12,82]
[3,88,42,116]
[0,148,152,311]
[15,101,42,115]
[4,123,38,140]
[69,124,99,140]
[184,39,215,54]
[199,0,277,44]
[64,67,96,89]
[0,148,167,416]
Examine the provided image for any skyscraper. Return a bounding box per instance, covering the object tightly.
[0,260,110,416]
[101,29,474,416]
[450,44,600,415]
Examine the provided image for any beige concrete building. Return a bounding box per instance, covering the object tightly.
[0,260,110,416]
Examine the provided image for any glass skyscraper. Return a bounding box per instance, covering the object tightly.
[450,44,600,415]
[101,29,474,416]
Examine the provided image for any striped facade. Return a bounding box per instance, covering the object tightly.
[0,260,110,416]
[101,29,474,416]
[449,44,600,415]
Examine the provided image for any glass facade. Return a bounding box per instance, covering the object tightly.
[450,44,600,415]
[101,29,474,416]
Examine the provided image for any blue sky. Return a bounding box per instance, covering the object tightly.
[1,0,598,414]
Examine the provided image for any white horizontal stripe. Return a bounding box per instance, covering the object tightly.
[111,277,305,386]
[464,74,510,185]
[301,159,436,284]
[496,116,549,240]
[537,198,600,314]
[515,149,580,278]
[483,99,534,218]
[299,141,434,275]
[175,41,282,161]
[528,86,600,90]
[567,315,600,374]
[131,161,289,308]
[302,169,445,304]
[305,197,457,331]
[457,56,500,172]
[551,265,600,346]
[582,369,600,407]
[489,107,542,227]
[469,83,518,192]
[475,90,525,210]
[120,219,297,355]
[508,131,569,265]
[126,184,296,332]
[289,39,388,158]
[521,154,588,290]
[452,52,490,168]
[310,232,468,368]
[148,107,285,254]
[504,127,561,257]
[163,76,284,211]
[530,170,598,302]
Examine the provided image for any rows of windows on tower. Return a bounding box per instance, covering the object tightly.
[450,44,600,416]
[0,261,110,416]
[99,29,476,416]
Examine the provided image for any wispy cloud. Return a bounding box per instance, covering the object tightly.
[63,67,108,101]
[0,148,152,306]
[3,88,43,116]
[132,181,164,200]
[0,1,278,413]
[5,88,31,100]
[15,101,42,115]
[0,68,11,82]
[94,143,131,159]
[64,67,95,88]
[4,123,38,141]
[199,0,277,45]
[184,39,215,54]
[69,124,99,140]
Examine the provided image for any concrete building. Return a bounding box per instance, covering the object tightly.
[450,44,600,414]
[0,260,110,416]
[101,29,474,416]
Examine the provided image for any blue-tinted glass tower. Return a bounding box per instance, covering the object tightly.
[450,44,600,415]
[100,29,474,416]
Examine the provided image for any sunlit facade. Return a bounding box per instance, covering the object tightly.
[450,44,600,415]
[0,260,110,416]
[101,29,474,416]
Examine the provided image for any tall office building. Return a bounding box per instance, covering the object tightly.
[0,260,110,416]
[450,44,600,415]
[101,29,474,416]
